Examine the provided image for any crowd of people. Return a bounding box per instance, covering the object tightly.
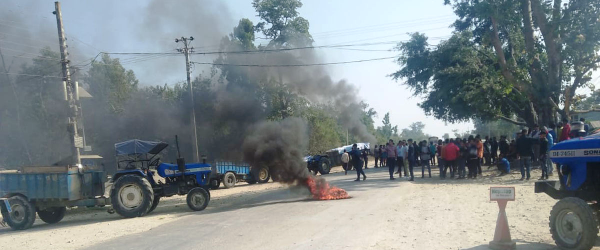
[339,117,592,182]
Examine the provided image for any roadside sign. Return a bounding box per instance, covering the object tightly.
[490,187,515,201]
[489,187,516,250]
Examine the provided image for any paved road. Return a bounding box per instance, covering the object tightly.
[86,167,560,250]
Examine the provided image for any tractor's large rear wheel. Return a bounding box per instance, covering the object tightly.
[37,207,66,224]
[222,172,236,189]
[550,197,599,250]
[318,158,331,175]
[110,175,154,218]
[186,187,209,211]
[0,195,36,230]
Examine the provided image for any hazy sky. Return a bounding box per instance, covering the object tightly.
[3,0,592,137]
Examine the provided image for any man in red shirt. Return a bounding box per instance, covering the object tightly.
[560,118,571,141]
[443,139,460,179]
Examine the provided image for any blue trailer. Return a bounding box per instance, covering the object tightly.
[535,133,600,250]
[0,165,108,230]
[209,161,270,189]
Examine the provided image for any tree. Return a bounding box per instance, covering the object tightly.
[86,54,138,113]
[392,0,600,127]
[302,105,342,154]
[400,122,430,141]
[376,112,398,140]
[252,0,313,48]
[574,88,600,110]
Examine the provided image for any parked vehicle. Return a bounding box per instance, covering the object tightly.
[208,162,270,189]
[535,133,600,250]
[0,137,212,230]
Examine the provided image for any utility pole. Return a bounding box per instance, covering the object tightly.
[53,1,81,165]
[176,36,199,162]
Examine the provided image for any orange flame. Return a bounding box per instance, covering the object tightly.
[305,176,350,200]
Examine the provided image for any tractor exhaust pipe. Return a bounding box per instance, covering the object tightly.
[175,135,186,177]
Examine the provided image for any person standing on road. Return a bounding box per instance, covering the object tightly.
[350,144,366,181]
[396,141,404,177]
[543,126,554,175]
[476,136,483,175]
[443,139,460,179]
[437,140,444,176]
[380,145,387,168]
[406,139,416,181]
[581,117,589,134]
[457,138,468,179]
[373,145,380,168]
[560,118,571,142]
[429,141,437,166]
[362,146,369,169]
[539,131,549,180]
[386,139,397,180]
[483,136,491,166]
[491,137,498,165]
[467,139,479,179]
[420,141,432,178]
[401,140,409,177]
[516,129,534,180]
[548,123,557,144]
[499,136,509,157]
[342,150,350,175]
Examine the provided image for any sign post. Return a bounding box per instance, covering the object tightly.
[489,187,516,250]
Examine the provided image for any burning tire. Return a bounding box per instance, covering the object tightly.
[550,197,598,250]
[223,172,236,189]
[186,187,209,211]
[0,195,36,230]
[37,206,66,224]
[318,158,331,175]
[110,174,154,218]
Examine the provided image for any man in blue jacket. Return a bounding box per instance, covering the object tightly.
[350,144,366,181]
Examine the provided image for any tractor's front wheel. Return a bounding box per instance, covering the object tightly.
[222,172,236,189]
[0,195,36,230]
[110,175,154,218]
[186,187,209,211]
[37,207,66,224]
[550,197,599,250]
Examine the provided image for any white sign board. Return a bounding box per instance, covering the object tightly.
[490,187,515,201]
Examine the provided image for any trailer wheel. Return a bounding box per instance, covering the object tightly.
[318,158,331,175]
[186,187,209,211]
[110,174,154,218]
[209,178,221,189]
[550,197,599,250]
[0,195,36,230]
[37,207,66,224]
[223,172,236,189]
[147,196,160,214]
[257,167,270,183]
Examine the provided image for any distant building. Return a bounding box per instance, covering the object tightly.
[571,109,600,123]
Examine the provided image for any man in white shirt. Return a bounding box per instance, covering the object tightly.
[341,150,350,175]
[401,141,409,177]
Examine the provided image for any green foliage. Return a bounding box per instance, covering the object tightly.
[399,122,431,142]
[252,0,313,48]
[301,105,342,154]
[393,0,600,126]
[86,54,138,113]
[376,112,398,140]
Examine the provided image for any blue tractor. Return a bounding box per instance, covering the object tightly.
[535,133,600,250]
[305,154,332,175]
[110,137,211,217]
[0,137,211,230]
